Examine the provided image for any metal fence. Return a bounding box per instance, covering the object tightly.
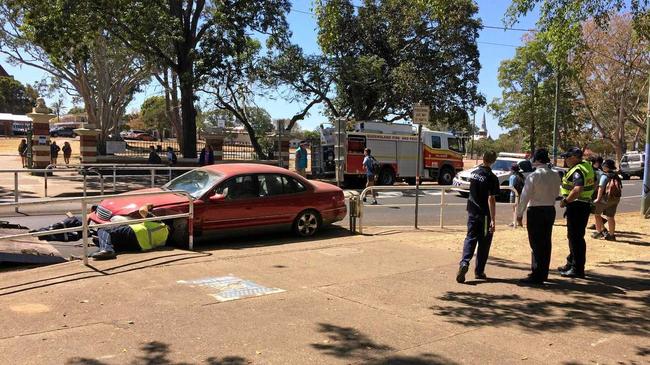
[350,185,519,234]
[113,139,261,160]
[0,190,195,265]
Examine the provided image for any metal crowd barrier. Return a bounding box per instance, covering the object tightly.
[353,185,519,234]
[0,190,194,266]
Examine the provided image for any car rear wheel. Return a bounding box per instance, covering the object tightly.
[377,167,396,186]
[293,210,321,237]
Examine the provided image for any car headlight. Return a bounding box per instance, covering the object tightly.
[110,215,130,223]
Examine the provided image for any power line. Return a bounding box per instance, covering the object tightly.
[290,8,535,33]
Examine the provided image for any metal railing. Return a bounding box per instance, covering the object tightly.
[0,190,195,266]
[354,185,519,234]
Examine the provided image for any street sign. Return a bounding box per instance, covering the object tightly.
[413,103,430,124]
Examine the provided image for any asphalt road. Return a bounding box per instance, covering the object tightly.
[0,179,644,258]
[349,179,644,227]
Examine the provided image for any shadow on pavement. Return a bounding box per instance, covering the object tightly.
[0,251,211,297]
[311,323,459,365]
[66,341,249,365]
[195,225,353,251]
[431,259,650,336]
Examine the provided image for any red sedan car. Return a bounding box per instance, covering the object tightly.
[89,164,347,244]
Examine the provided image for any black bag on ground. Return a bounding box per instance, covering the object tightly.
[34,216,83,242]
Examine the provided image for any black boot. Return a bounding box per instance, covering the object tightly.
[560,268,585,278]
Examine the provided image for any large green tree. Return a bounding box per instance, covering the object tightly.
[0,1,151,152]
[314,0,484,129]
[141,96,170,141]
[0,76,38,114]
[488,38,582,154]
[83,0,291,158]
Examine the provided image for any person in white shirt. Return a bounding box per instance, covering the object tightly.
[516,149,561,285]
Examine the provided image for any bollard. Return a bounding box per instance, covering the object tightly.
[100,174,105,195]
[82,171,87,198]
[81,200,89,266]
[439,188,446,228]
[14,172,19,213]
[112,165,117,192]
[150,169,155,188]
[44,170,48,197]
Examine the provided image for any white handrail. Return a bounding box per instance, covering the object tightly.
[0,190,195,266]
[356,185,519,234]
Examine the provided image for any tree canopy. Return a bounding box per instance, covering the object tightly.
[314,0,485,130]
[0,76,38,114]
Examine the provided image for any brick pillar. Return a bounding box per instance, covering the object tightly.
[74,127,100,164]
[280,136,290,168]
[204,133,224,161]
[27,98,55,168]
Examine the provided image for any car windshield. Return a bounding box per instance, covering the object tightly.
[491,159,518,171]
[162,169,223,199]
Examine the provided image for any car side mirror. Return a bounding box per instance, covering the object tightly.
[209,194,226,203]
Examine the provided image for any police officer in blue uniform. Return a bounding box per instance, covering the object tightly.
[456,150,500,283]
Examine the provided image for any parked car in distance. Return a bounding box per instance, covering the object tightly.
[50,126,77,138]
[453,152,564,201]
[134,132,155,141]
[121,129,153,140]
[620,151,645,179]
[89,163,347,244]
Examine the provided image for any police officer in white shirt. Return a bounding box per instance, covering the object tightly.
[516,149,561,284]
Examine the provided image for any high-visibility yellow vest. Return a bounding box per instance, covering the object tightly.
[131,221,169,251]
[560,160,595,202]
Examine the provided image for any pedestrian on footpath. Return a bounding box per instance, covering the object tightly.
[147,145,162,164]
[456,150,500,283]
[508,163,525,227]
[166,146,178,165]
[592,159,622,241]
[558,147,595,279]
[18,139,27,167]
[62,141,72,165]
[516,149,561,285]
[587,155,605,229]
[295,141,308,177]
[50,141,60,165]
[362,148,378,205]
[198,144,214,166]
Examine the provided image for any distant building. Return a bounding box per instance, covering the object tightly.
[49,113,88,128]
[473,112,490,140]
[0,113,32,136]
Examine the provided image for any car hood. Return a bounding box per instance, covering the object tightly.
[457,166,510,179]
[97,188,191,216]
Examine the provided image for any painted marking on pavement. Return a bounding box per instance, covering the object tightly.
[177,276,285,302]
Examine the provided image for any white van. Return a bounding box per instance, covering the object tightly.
[620,151,645,179]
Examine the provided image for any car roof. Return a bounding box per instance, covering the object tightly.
[201,163,304,179]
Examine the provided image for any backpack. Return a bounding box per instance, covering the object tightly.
[370,156,381,174]
[606,173,622,198]
[512,173,525,194]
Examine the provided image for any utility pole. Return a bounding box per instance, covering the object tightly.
[470,111,475,159]
[641,74,650,217]
[552,71,561,165]
[530,81,537,156]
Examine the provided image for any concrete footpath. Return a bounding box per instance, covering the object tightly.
[1,226,648,365]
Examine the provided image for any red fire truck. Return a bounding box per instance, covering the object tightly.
[313,121,464,185]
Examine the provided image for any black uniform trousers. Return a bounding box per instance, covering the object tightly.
[565,201,591,273]
[97,226,140,253]
[460,212,493,275]
[526,206,555,281]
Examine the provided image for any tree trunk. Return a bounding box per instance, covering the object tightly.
[178,67,197,159]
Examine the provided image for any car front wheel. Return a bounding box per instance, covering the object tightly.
[293,210,321,237]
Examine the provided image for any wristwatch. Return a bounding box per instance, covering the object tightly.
[561,198,568,205]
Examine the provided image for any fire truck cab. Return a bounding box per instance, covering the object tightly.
[313,121,464,186]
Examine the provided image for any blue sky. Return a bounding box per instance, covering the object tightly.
[2,0,539,138]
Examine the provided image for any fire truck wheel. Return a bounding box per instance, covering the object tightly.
[437,167,455,185]
[377,167,396,186]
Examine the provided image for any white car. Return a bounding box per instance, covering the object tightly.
[620,151,645,180]
[452,153,565,200]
